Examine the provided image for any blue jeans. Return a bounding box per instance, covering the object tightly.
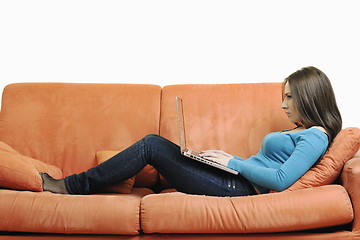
[65,134,257,197]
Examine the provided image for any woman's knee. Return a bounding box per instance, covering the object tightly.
[143,133,161,140]
[143,134,164,145]
[142,134,176,153]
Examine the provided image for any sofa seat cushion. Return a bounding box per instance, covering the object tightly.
[0,187,153,235]
[141,185,353,234]
[0,141,62,192]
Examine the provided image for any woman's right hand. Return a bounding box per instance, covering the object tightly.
[199,150,233,166]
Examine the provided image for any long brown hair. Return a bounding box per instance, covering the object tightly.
[284,66,342,144]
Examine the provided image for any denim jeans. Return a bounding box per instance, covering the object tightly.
[65,134,257,197]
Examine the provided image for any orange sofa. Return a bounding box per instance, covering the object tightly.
[0,83,359,240]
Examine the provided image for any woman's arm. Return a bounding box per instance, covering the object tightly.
[227,131,328,191]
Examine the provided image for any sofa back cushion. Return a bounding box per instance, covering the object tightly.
[0,83,161,182]
[160,83,293,158]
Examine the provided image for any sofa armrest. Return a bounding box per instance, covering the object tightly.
[341,155,360,234]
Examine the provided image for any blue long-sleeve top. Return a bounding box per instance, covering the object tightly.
[227,128,329,193]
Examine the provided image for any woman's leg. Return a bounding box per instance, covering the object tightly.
[44,134,256,196]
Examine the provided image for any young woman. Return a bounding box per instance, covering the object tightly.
[41,66,342,196]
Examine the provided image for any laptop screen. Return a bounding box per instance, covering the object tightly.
[176,97,187,153]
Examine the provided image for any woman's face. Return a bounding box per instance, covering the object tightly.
[282,82,302,124]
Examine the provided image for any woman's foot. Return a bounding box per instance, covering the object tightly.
[40,173,69,194]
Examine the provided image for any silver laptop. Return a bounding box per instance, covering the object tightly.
[176,97,239,175]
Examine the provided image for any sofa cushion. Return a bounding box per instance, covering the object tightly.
[160,83,294,158]
[285,127,360,191]
[0,188,153,235]
[141,185,353,233]
[96,151,135,193]
[159,83,294,187]
[0,141,62,191]
[0,83,161,181]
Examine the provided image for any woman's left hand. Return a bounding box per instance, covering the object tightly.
[199,150,233,166]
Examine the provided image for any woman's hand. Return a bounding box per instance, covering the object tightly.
[199,150,233,166]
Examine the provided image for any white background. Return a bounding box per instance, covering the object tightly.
[0,0,358,127]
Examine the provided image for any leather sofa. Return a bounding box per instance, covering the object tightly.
[0,82,359,240]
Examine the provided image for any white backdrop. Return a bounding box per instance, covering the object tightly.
[0,0,358,127]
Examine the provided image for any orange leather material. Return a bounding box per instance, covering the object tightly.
[141,185,353,234]
[0,83,161,186]
[160,83,294,159]
[341,156,360,234]
[0,141,62,191]
[140,232,354,240]
[140,232,353,240]
[0,188,153,235]
[281,127,360,192]
[96,151,135,193]
[0,232,354,240]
